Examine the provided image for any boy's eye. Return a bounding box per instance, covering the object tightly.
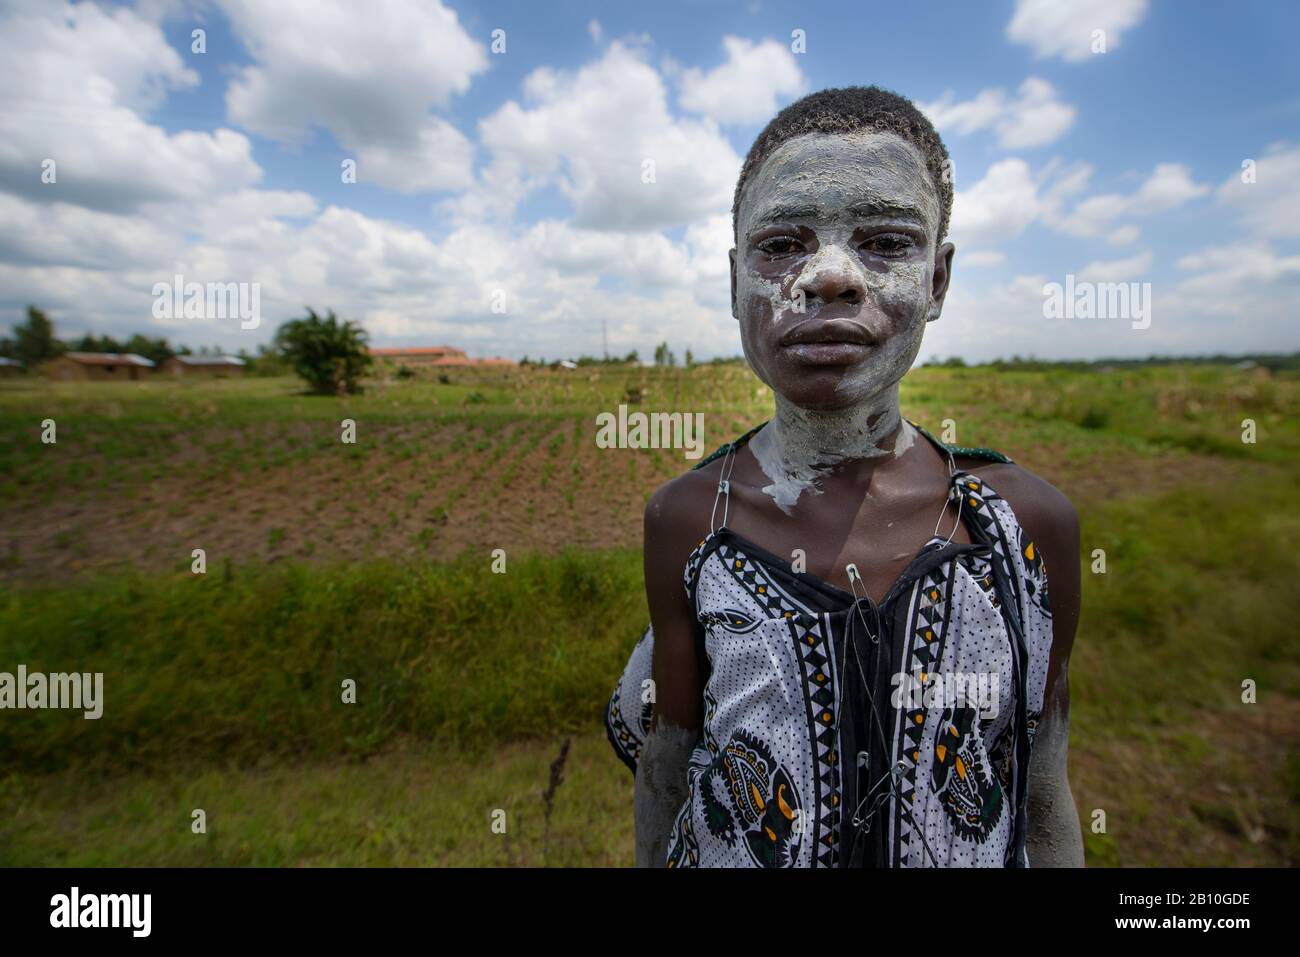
[756,236,803,257]
[862,234,915,258]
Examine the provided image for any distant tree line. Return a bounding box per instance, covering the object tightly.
[520,351,639,368]
[0,304,373,395]
[519,345,749,368]
[0,307,63,365]
[923,352,1300,373]
[0,305,250,368]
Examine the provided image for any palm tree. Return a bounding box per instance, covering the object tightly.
[273,308,372,395]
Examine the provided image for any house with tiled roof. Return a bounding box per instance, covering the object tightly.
[367,345,514,368]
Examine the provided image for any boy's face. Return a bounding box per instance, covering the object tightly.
[730,129,954,411]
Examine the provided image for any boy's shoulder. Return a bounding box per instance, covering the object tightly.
[903,421,1078,550]
[646,422,763,523]
[908,422,1076,534]
[645,451,729,531]
[957,456,1079,550]
[642,454,733,595]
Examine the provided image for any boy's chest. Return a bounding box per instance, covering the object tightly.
[725,486,970,606]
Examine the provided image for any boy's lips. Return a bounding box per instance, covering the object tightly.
[777,320,878,364]
[776,320,878,366]
[778,319,875,347]
[781,341,873,365]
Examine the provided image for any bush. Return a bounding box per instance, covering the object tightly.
[1079,406,1110,430]
[273,308,372,395]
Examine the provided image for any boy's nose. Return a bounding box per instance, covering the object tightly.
[791,243,866,307]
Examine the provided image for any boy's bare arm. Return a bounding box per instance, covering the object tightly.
[634,476,710,866]
[1026,666,1084,867]
[634,718,696,866]
[1001,466,1084,867]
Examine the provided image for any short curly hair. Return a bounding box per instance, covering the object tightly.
[731,85,953,243]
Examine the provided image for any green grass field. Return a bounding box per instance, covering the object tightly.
[1,362,1297,866]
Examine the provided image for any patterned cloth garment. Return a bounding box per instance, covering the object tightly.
[605,423,1056,868]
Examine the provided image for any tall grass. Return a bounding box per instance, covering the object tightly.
[0,549,646,773]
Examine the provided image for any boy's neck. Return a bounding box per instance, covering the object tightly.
[749,387,914,514]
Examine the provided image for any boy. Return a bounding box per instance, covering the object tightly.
[605,86,1083,868]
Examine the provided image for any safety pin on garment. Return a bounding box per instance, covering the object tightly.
[844,563,879,645]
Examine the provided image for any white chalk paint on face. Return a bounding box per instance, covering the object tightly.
[734,130,938,319]
[732,129,943,512]
[745,270,788,327]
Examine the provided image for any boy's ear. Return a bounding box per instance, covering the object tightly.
[928,241,956,321]
[729,248,739,320]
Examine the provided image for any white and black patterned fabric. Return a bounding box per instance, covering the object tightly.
[605,426,1055,868]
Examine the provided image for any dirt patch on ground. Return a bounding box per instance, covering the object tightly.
[0,418,697,582]
[0,427,1272,585]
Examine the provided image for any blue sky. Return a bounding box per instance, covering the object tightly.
[1,0,1297,361]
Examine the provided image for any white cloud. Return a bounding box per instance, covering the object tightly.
[1216,142,1300,239]
[1079,249,1153,282]
[220,0,487,192]
[0,179,743,359]
[1107,224,1140,246]
[930,238,1298,364]
[350,118,476,195]
[522,220,691,287]
[0,1,261,212]
[921,77,1076,149]
[949,159,1042,247]
[1159,243,1300,345]
[0,12,748,360]
[1132,163,1208,210]
[1053,163,1209,237]
[0,193,169,270]
[1039,159,1094,207]
[947,156,1192,266]
[1175,242,1300,292]
[676,36,806,125]
[961,250,1008,268]
[926,273,1052,363]
[1054,192,1126,237]
[1007,0,1149,63]
[465,41,741,231]
[684,213,735,298]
